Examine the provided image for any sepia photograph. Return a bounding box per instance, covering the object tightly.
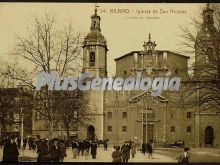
[0,2,220,163]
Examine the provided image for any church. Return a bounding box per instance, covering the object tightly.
[76,4,220,148]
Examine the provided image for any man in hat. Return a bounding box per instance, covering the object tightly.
[2,136,19,162]
[37,138,50,162]
[90,141,98,159]
[121,141,131,163]
[50,138,61,162]
[58,140,67,162]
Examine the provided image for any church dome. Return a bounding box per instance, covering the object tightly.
[86,30,105,41]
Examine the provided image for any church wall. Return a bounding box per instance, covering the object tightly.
[199,114,220,147]
[82,90,104,140]
[103,90,169,146]
[166,52,188,78]
[163,90,196,147]
[115,53,134,77]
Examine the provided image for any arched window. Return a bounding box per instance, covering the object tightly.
[206,48,212,63]
[93,21,96,28]
[89,52,95,66]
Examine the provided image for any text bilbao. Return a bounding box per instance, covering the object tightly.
[35,72,181,96]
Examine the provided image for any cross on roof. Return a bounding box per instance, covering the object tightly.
[95,4,99,15]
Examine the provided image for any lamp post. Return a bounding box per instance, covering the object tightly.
[141,97,144,144]
[20,107,24,148]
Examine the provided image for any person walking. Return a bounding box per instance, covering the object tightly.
[23,137,27,150]
[142,143,146,155]
[81,140,86,156]
[131,142,136,158]
[50,139,61,162]
[72,140,78,159]
[28,136,33,150]
[85,139,90,151]
[59,140,67,162]
[37,138,50,162]
[151,141,155,153]
[32,137,37,152]
[112,145,122,162]
[103,139,108,151]
[176,147,190,163]
[2,136,19,162]
[146,141,153,159]
[17,136,21,150]
[77,140,82,156]
[121,141,131,163]
[90,141,98,159]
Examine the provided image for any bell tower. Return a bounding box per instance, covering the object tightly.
[194,4,219,77]
[78,5,107,141]
[82,4,108,77]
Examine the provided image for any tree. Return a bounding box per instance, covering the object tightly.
[0,61,18,135]
[53,90,90,140]
[9,14,84,138]
[179,3,220,112]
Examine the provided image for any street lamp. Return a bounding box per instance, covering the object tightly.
[20,107,24,148]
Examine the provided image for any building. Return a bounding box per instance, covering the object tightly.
[193,4,220,148]
[77,4,220,147]
[0,86,33,138]
[29,4,220,148]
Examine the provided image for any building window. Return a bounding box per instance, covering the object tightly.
[122,112,127,118]
[36,112,41,120]
[93,21,96,28]
[122,126,127,133]
[89,52,95,66]
[108,112,112,119]
[175,69,178,75]
[108,126,112,132]
[171,112,174,119]
[187,126,192,133]
[187,112,191,118]
[171,126,175,132]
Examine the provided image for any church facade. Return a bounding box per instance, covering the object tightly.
[77,5,220,148]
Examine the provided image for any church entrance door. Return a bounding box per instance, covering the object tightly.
[205,126,214,147]
[87,125,95,141]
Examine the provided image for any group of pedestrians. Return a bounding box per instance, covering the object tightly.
[2,135,67,162]
[142,141,154,159]
[2,136,20,162]
[23,136,39,151]
[36,138,67,162]
[72,139,98,159]
[112,141,137,163]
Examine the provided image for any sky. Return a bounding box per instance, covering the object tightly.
[0,3,205,76]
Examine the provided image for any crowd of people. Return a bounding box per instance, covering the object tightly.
[1,135,110,162]
[1,135,67,162]
[1,135,190,163]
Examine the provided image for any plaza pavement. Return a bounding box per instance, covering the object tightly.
[0,146,177,162]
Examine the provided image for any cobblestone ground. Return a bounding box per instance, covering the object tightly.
[0,146,176,162]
